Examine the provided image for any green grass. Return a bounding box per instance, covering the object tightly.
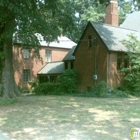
[0,95,140,140]
[0,98,17,106]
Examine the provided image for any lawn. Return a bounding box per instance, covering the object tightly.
[0,95,140,140]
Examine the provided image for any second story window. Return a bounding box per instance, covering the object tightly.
[88,35,92,47]
[45,50,52,62]
[23,49,29,59]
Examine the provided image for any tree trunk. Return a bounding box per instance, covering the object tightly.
[2,39,21,98]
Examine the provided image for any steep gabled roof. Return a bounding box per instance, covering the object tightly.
[38,61,64,75]
[74,21,140,55]
[120,11,140,32]
[63,46,76,61]
[91,22,140,52]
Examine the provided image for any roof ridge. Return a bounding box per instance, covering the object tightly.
[90,21,140,32]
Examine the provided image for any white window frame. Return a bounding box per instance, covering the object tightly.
[45,50,52,62]
[23,49,30,59]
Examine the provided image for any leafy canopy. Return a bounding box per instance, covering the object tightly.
[122,34,140,93]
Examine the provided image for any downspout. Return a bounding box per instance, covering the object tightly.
[93,37,97,85]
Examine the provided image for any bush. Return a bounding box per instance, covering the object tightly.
[59,69,77,93]
[34,82,62,95]
[18,86,30,93]
[28,78,39,92]
[111,89,128,97]
[94,81,108,97]
[124,72,140,94]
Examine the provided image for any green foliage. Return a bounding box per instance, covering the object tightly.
[80,81,128,98]
[18,86,30,93]
[94,81,108,97]
[119,1,132,24]
[34,82,62,95]
[121,34,140,94]
[28,78,39,87]
[28,78,39,92]
[59,69,78,93]
[111,89,128,98]
[81,4,105,23]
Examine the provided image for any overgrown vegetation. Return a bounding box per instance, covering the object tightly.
[78,81,129,98]
[34,69,78,95]
[28,78,39,92]
[59,69,78,93]
[18,86,30,94]
[94,81,108,97]
[34,82,62,95]
[121,34,140,96]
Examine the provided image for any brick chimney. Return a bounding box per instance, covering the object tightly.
[105,0,118,26]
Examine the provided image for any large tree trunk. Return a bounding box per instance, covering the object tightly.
[2,39,21,98]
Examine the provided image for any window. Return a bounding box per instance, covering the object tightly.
[117,53,122,70]
[65,62,68,69]
[71,61,74,69]
[23,49,29,58]
[23,69,30,82]
[45,50,52,62]
[117,53,129,71]
[124,54,129,68]
[88,35,92,47]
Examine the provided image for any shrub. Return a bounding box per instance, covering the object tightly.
[121,34,140,95]
[18,86,30,93]
[111,89,128,97]
[59,69,78,93]
[34,82,62,95]
[28,78,39,92]
[94,81,108,97]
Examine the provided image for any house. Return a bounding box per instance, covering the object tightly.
[73,0,140,91]
[13,35,76,88]
[37,45,76,83]
[63,46,76,70]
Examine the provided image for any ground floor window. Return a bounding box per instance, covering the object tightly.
[23,69,30,82]
[117,53,129,71]
[65,61,74,69]
[39,75,58,83]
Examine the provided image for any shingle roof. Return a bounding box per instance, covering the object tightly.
[91,22,140,52]
[63,46,76,61]
[14,33,77,49]
[38,61,64,75]
[120,11,140,32]
[38,35,77,49]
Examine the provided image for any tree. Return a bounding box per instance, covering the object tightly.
[132,0,140,10]
[0,0,105,98]
[118,1,132,24]
[122,34,140,93]
[0,0,76,98]
[64,0,107,42]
